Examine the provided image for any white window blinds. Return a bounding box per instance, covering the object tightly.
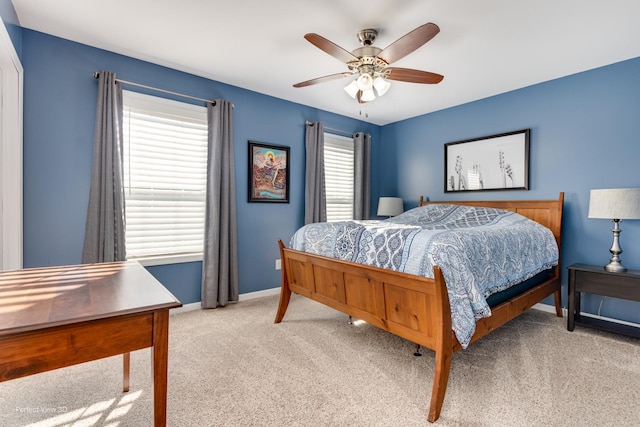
[122,90,208,262]
[324,132,354,221]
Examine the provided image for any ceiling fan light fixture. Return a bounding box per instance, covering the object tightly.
[360,88,376,102]
[344,80,359,98]
[373,76,391,96]
[356,73,373,91]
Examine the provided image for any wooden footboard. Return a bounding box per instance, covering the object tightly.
[274,239,454,422]
[275,193,564,423]
[275,240,452,350]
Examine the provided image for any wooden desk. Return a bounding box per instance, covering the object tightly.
[0,261,182,426]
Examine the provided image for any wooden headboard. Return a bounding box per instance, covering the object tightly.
[418,192,564,247]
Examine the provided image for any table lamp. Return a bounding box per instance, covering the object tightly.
[588,188,640,272]
[377,197,403,218]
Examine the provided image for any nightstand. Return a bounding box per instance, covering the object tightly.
[567,263,640,338]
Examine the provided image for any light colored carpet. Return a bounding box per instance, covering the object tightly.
[1,293,639,427]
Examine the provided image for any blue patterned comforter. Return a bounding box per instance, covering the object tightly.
[290,204,559,348]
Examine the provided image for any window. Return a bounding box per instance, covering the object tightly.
[122,91,208,265]
[324,132,354,221]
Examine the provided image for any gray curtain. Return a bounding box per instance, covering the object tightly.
[201,100,239,308]
[304,121,327,224]
[82,71,126,263]
[353,132,371,220]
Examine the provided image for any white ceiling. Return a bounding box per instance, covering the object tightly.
[12,0,640,125]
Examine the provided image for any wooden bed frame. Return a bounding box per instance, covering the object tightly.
[274,193,564,423]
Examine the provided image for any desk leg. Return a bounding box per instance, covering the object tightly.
[123,352,130,392]
[568,269,576,331]
[575,292,581,323]
[153,310,170,427]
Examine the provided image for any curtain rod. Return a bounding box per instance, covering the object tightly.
[305,120,353,136]
[93,71,233,107]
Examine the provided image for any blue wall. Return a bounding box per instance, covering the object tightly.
[20,29,379,304]
[16,24,640,325]
[382,57,640,324]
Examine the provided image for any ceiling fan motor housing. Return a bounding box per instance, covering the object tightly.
[357,29,378,46]
[348,46,389,78]
[352,29,387,77]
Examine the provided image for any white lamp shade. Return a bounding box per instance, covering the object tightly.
[377,197,404,217]
[373,77,391,96]
[360,88,376,102]
[344,80,359,98]
[588,188,640,219]
[356,73,373,91]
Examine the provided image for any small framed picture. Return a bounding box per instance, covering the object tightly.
[248,141,290,203]
[444,129,530,193]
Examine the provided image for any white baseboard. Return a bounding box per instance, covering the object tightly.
[171,302,200,314]
[239,286,281,300]
[531,302,560,315]
[170,286,281,314]
[532,303,640,330]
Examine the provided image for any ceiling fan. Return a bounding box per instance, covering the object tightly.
[293,23,444,104]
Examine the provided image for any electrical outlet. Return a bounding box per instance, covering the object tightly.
[275,259,281,270]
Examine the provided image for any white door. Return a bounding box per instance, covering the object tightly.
[0,22,23,270]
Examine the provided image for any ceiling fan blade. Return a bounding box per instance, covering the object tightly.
[293,72,352,88]
[377,23,440,64]
[383,67,444,84]
[304,33,359,64]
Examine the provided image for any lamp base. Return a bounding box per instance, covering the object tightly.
[604,219,626,273]
[604,261,627,273]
